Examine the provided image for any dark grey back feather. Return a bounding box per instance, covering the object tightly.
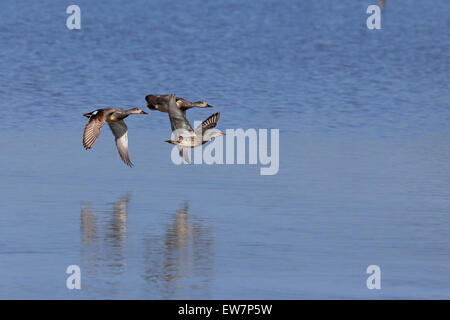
[168,95,194,133]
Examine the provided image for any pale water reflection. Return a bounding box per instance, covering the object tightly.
[80,195,130,292]
[80,197,214,298]
[142,202,215,299]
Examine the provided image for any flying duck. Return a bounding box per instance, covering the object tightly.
[164,95,224,163]
[145,94,213,113]
[82,107,147,167]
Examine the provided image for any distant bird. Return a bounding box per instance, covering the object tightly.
[164,95,224,163]
[145,94,213,113]
[82,107,147,167]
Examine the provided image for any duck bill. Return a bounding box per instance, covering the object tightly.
[140,110,148,114]
[83,113,92,118]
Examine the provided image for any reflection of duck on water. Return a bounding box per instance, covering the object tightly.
[108,194,129,240]
[143,201,214,298]
[166,202,191,251]
[80,194,130,279]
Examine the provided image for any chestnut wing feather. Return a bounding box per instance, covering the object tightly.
[83,110,105,149]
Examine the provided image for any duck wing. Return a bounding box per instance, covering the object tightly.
[178,146,191,164]
[168,94,194,133]
[83,110,106,149]
[108,120,133,167]
[194,112,220,135]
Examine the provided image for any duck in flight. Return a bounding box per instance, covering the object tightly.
[82,107,147,167]
[145,94,213,113]
[164,95,224,163]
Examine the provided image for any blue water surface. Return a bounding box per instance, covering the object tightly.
[0,0,449,299]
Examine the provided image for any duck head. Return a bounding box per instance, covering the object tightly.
[165,136,184,145]
[128,107,148,114]
[206,131,225,140]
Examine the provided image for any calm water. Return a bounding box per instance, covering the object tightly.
[0,0,449,299]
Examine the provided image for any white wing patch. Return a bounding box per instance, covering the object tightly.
[108,121,133,167]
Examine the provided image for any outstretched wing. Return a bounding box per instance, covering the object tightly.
[177,146,191,164]
[194,112,220,135]
[108,120,133,167]
[83,110,106,149]
[168,94,194,133]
